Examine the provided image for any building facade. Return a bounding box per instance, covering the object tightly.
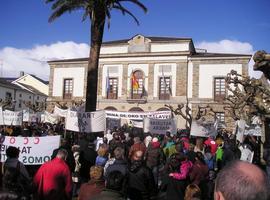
[47,35,251,129]
[0,72,48,111]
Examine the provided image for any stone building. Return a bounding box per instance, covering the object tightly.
[47,35,251,129]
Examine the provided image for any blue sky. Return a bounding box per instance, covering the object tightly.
[0,0,269,79]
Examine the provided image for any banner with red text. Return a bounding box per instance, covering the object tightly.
[0,135,60,165]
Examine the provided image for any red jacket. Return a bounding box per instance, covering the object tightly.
[33,157,72,200]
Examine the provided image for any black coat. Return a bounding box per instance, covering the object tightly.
[127,160,156,200]
[79,144,97,181]
[105,159,127,178]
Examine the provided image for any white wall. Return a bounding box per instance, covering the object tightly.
[100,46,128,54]
[151,43,190,52]
[153,63,177,97]
[102,65,123,97]
[199,64,242,98]
[187,61,193,98]
[100,56,187,63]
[52,67,85,97]
[15,75,48,95]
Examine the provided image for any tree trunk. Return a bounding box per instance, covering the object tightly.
[85,9,106,112]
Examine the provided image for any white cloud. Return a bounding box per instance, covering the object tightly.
[196,39,262,78]
[0,41,89,80]
[0,39,263,80]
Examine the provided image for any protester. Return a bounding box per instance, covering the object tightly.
[78,165,105,200]
[91,171,125,200]
[162,153,189,200]
[144,137,165,185]
[105,147,127,178]
[128,136,146,158]
[95,145,109,167]
[189,152,209,199]
[184,184,202,200]
[71,144,81,197]
[51,138,75,172]
[214,160,269,200]
[127,150,156,200]
[79,141,97,182]
[2,146,31,199]
[33,149,72,200]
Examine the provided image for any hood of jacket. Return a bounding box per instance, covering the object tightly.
[129,160,143,173]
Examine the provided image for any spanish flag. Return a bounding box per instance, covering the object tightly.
[131,71,139,90]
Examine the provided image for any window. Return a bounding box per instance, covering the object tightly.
[131,70,144,99]
[5,92,12,101]
[19,94,22,98]
[107,78,118,99]
[214,77,226,101]
[215,112,225,123]
[159,76,171,100]
[63,78,73,99]
[18,100,22,108]
[29,96,32,99]
[215,112,225,129]
[37,96,39,100]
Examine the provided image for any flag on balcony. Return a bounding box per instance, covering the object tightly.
[106,69,110,97]
[162,67,172,96]
[131,71,139,90]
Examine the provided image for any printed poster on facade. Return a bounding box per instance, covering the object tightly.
[190,119,218,137]
[65,109,106,132]
[105,110,172,120]
[0,107,23,126]
[143,117,176,135]
[0,135,60,165]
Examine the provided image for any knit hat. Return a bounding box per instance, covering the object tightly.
[152,137,159,143]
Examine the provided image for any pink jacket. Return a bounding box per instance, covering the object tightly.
[171,160,193,180]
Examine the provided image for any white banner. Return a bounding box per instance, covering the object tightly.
[143,117,176,135]
[65,109,106,132]
[41,111,59,124]
[0,107,23,126]
[131,120,144,128]
[190,119,217,137]
[105,110,172,120]
[0,136,61,165]
[54,106,68,117]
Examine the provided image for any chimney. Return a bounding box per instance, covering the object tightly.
[19,71,24,77]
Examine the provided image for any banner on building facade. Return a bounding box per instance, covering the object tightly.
[105,110,172,120]
[190,119,218,137]
[0,107,23,126]
[143,117,176,135]
[53,106,68,117]
[41,111,59,124]
[0,135,60,165]
[65,109,106,132]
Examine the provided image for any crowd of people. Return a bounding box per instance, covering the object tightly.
[0,122,269,200]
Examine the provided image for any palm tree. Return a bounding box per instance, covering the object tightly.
[46,0,147,112]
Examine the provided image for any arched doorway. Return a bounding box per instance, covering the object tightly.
[156,107,170,111]
[104,106,117,111]
[128,107,144,112]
